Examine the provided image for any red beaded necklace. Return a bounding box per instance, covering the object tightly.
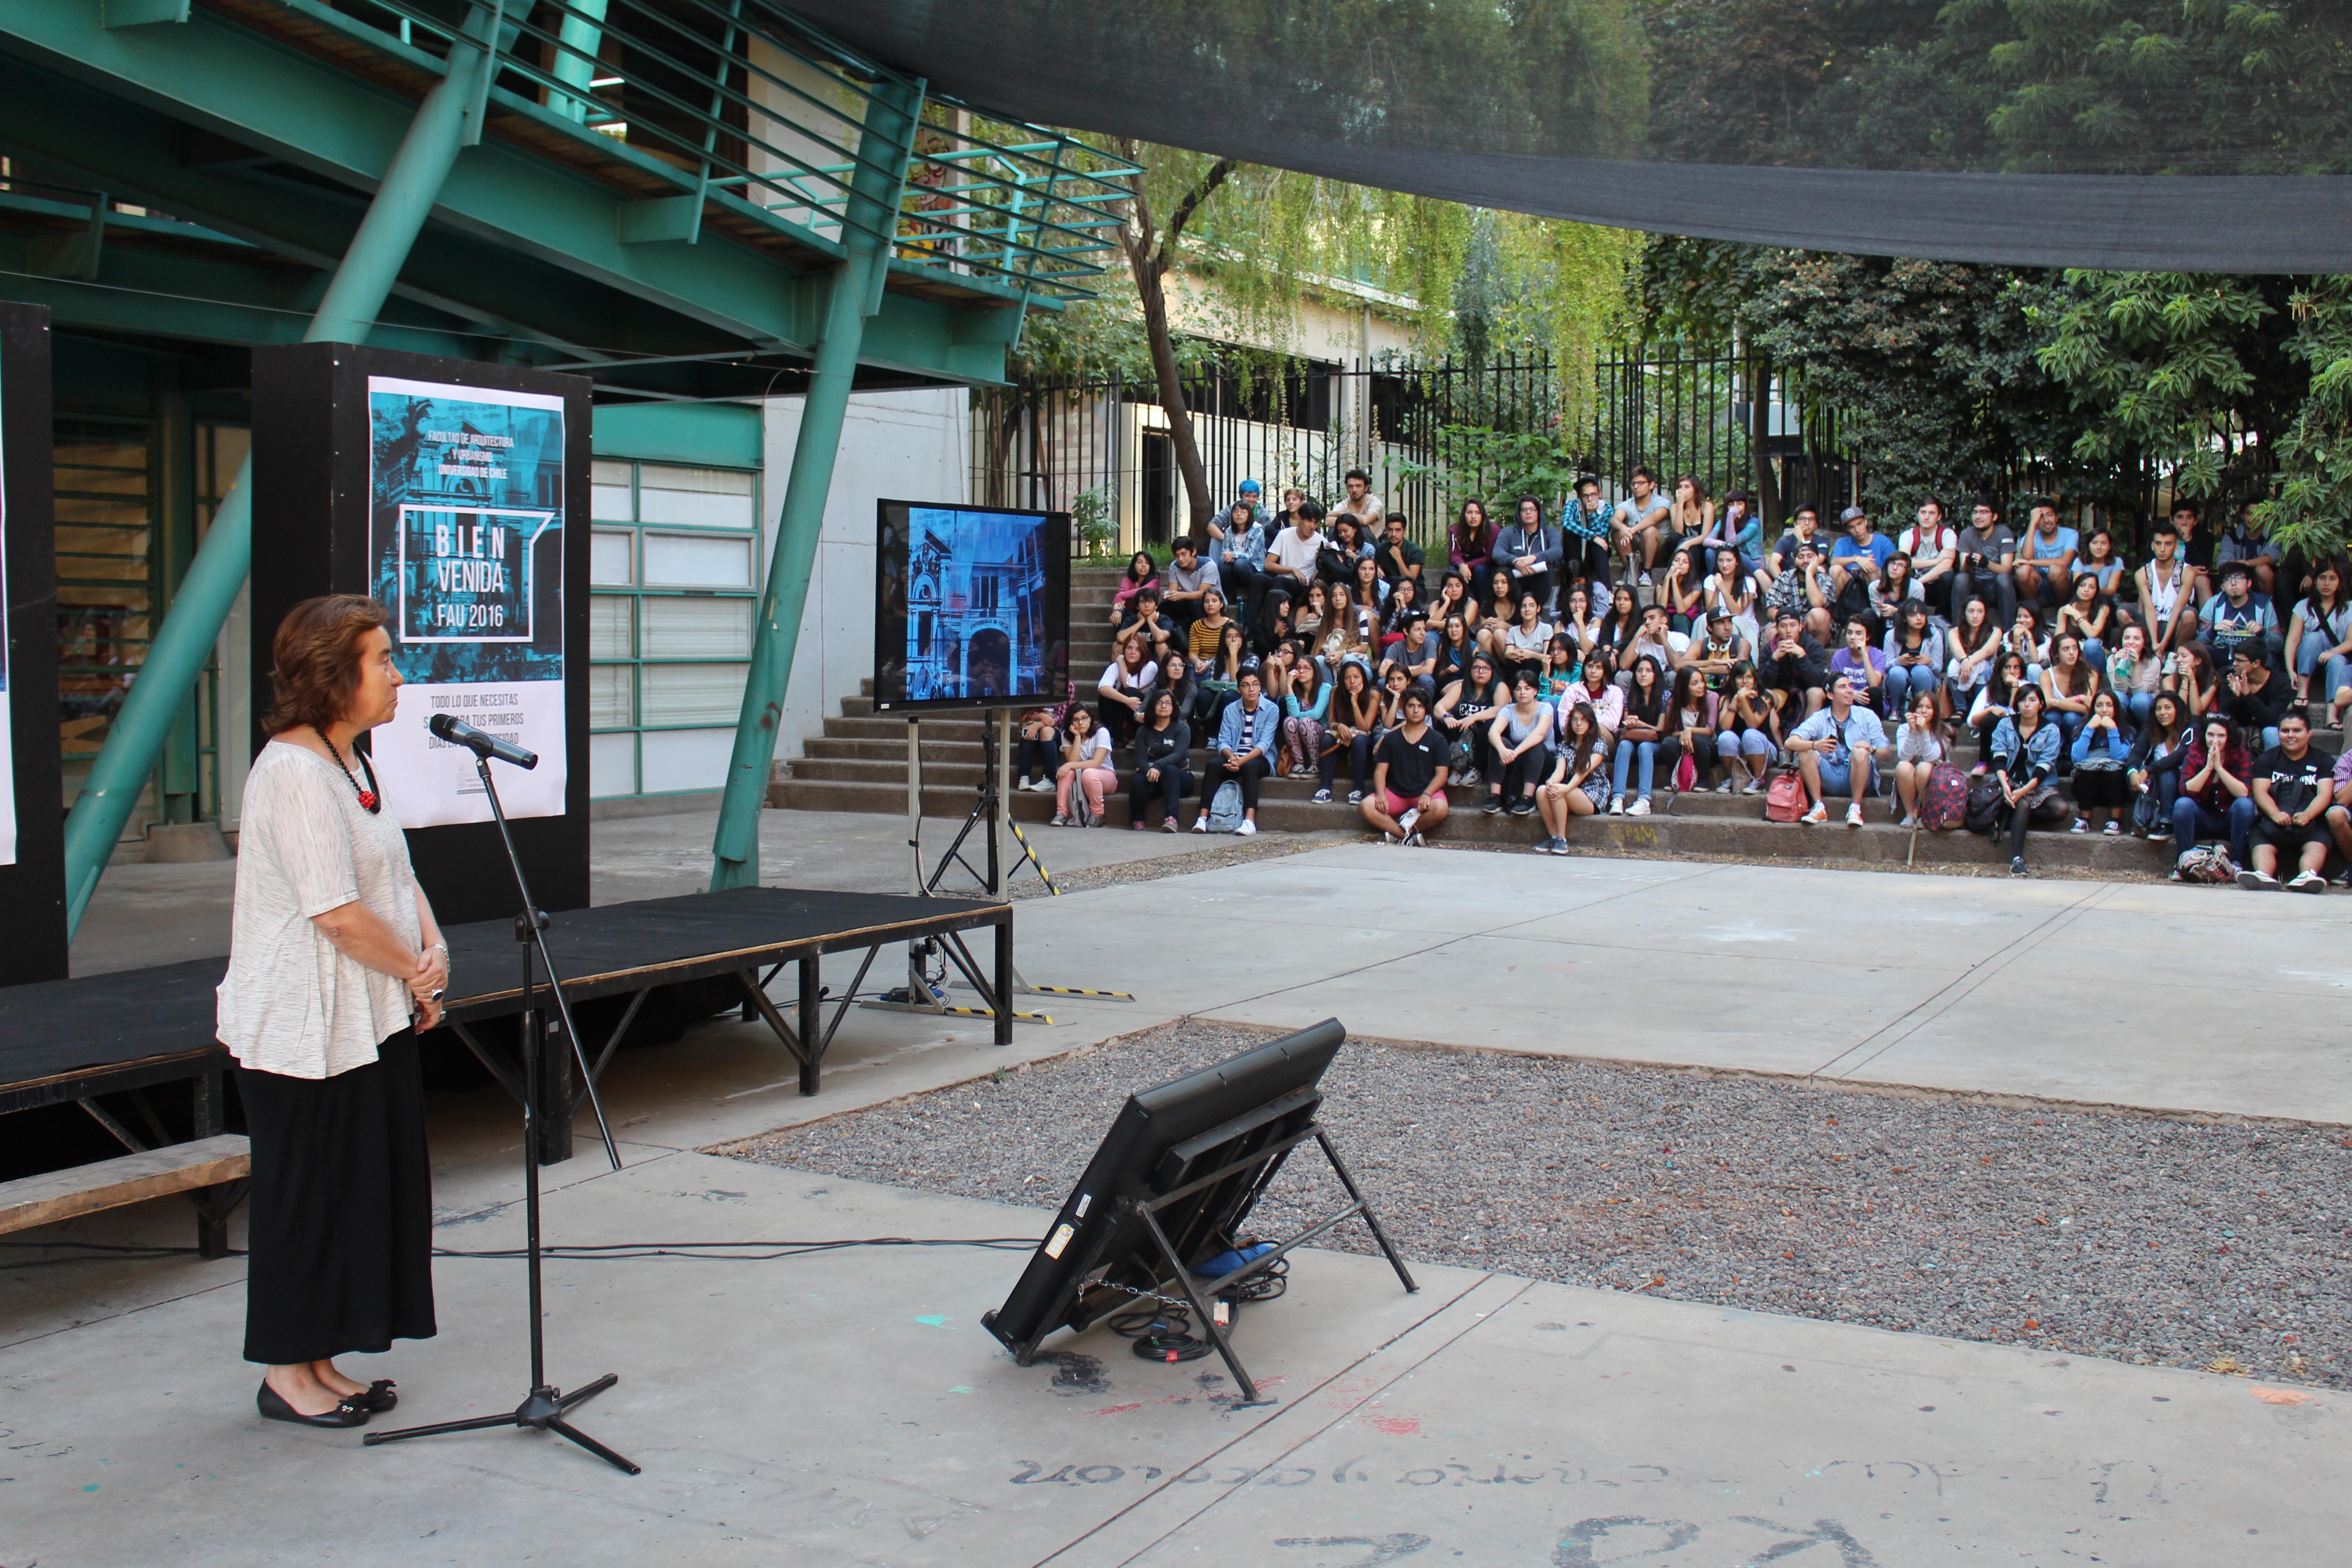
[315,726,381,814]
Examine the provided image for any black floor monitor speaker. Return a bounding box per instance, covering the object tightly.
[983,1019,1416,1402]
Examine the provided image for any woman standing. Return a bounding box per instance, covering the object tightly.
[1128,689,1193,830]
[222,595,446,1428]
[1890,689,1947,828]
[1990,684,2063,877]
[1051,706,1117,826]
[1534,702,1609,853]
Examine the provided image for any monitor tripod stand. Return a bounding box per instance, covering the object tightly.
[364,746,637,1476]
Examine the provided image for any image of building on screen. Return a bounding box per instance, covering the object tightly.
[903,508,1048,701]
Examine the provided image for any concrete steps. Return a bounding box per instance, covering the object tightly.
[772,566,2171,875]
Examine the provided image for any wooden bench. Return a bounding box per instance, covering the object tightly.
[0,1133,250,1241]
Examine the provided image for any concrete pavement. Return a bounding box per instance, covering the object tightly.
[5,1154,2340,1565]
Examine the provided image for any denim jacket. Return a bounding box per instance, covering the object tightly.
[1991,716,2062,783]
[1213,518,1268,572]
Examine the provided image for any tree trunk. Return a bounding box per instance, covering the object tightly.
[1126,232,1215,544]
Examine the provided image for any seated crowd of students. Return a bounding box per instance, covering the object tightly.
[1016,473,2352,885]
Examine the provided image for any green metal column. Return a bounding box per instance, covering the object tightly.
[710,78,924,891]
[550,0,608,122]
[59,4,508,936]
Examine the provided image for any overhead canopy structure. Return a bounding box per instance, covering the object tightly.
[784,0,2352,273]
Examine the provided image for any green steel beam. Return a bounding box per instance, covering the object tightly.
[57,1,506,935]
[0,45,1015,386]
[710,76,925,890]
[0,236,480,359]
[0,3,817,348]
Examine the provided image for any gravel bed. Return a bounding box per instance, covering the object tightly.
[724,1019,2352,1388]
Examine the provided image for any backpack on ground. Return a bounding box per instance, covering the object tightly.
[1764,767,1808,823]
[1068,774,1099,828]
[2176,845,2236,884]
[2130,785,2165,838]
[1918,761,1969,830]
[1205,779,1245,833]
[1963,778,2005,835]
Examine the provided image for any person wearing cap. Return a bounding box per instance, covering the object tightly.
[2202,559,2281,669]
[1685,604,1750,691]
[1828,505,1893,625]
[1952,495,2018,628]
[2011,498,2079,610]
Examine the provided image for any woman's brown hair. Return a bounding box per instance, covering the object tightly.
[264,594,388,734]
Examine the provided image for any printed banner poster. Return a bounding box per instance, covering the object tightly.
[0,350,14,866]
[367,375,565,827]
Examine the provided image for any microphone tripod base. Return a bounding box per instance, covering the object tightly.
[363,1374,638,1475]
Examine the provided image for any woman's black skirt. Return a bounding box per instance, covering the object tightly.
[237,1029,436,1364]
[2071,764,2131,810]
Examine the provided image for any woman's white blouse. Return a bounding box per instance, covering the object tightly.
[217,741,424,1079]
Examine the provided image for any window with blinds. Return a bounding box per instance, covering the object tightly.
[588,458,761,798]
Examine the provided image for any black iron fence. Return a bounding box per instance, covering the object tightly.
[973,353,1867,560]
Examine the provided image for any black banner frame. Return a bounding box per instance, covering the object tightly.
[0,303,66,985]
[250,343,591,926]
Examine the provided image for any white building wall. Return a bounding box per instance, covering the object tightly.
[764,387,970,761]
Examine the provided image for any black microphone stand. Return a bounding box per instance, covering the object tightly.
[365,750,637,1475]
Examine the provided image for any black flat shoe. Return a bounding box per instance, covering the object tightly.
[357,1379,397,1413]
[257,1381,371,1428]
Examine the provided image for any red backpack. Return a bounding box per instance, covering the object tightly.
[1918,761,1969,830]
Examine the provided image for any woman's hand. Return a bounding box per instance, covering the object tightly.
[407,944,447,1029]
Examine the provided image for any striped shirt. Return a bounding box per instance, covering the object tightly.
[217,740,423,1079]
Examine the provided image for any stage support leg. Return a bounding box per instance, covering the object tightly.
[191,1067,236,1259]
[798,952,822,1096]
[709,77,926,893]
[58,0,511,937]
[994,915,1014,1046]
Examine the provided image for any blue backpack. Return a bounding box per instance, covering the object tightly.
[1205,780,1245,833]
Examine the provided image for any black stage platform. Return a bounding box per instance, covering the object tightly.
[0,887,1011,1228]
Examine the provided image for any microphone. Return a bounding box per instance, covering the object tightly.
[428,712,539,769]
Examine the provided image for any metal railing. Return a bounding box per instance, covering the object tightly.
[290,0,1138,302]
[973,354,1865,558]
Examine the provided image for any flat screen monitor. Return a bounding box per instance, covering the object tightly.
[873,500,1068,712]
[984,1020,1346,1362]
